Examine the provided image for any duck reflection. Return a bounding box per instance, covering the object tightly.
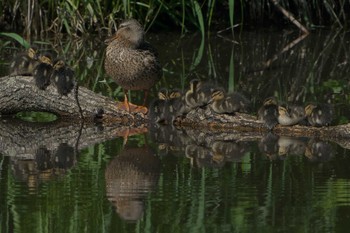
[305,138,334,162]
[105,146,160,221]
[10,143,76,190]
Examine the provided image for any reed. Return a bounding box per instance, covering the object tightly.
[1,0,349,37]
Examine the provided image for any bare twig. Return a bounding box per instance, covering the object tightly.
[270,0,309,34]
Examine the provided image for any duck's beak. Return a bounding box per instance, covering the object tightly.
[104,34,116,45]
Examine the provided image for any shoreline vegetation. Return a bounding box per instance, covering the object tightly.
[0,0,349,38]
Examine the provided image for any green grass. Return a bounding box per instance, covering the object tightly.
[1,0,350,37]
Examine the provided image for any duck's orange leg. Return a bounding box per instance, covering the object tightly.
[116,90,148,114]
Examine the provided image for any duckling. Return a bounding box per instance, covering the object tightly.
[148,88,169,123]
[185,79,201,109]
[305,103,333,127]
[165,89,183,124]
[258,97,279,130]
[10,47,39,75]
[104,18,162,114]
[209,88,251,114]
[51,59,75,96]
[185,79,213,110]
[277,105,305,126]
[33,53,54,90]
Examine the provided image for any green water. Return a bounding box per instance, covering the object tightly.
[1,30,350,233]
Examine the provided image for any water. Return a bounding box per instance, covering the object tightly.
[1,29,350,232]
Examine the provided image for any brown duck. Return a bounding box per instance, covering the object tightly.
[104,18,162,113]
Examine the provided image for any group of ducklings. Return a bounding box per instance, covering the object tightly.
[149,79,334,129]
[258,96,334,129]
[10,46,75,96]
[148,79,251,124]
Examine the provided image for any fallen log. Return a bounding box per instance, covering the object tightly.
[0,75,146,125]
[1,75,350,141]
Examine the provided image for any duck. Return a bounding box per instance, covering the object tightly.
[258,97,279,130]
[277,105,305,126]
[148,88,169,123]
[10,47,39,76]
[104,18,162,114]
[51,59,75,96]
[33,53,54,90]
[305,103,333,126]
[209,88,251,114]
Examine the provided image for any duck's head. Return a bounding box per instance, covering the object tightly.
[53,59,65,70]
[109,19,145,47]
[27,47,39,60]
[278,106,289,116]
[209,89,225,104]
[39,53,53,65]
[169,89,182,99]
[158,88,169,100]
[305,104,317,116]
[263,97,278,106]
[189,79,201,92]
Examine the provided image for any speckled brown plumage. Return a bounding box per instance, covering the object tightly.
[104,19,162,112]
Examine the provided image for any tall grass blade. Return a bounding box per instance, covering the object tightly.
[228,49,234,92]
[229,0,234,33]
[193,1,205,38]
[0,32,30,48]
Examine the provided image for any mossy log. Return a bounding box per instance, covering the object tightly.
[1,75,350,141]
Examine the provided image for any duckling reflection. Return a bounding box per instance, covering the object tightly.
[305,138,334,162]
[148,124,191,156]
[211,140,249,162]
[277,136,307,157]
[54,143,75,169]
[10,144,77,191]
[258,133,279,160]
[105,146,160,221]
[185,144,225,168]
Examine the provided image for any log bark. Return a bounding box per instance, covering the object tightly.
[0,75,146,125]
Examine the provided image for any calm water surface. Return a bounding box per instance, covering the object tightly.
[1,30,350,232]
